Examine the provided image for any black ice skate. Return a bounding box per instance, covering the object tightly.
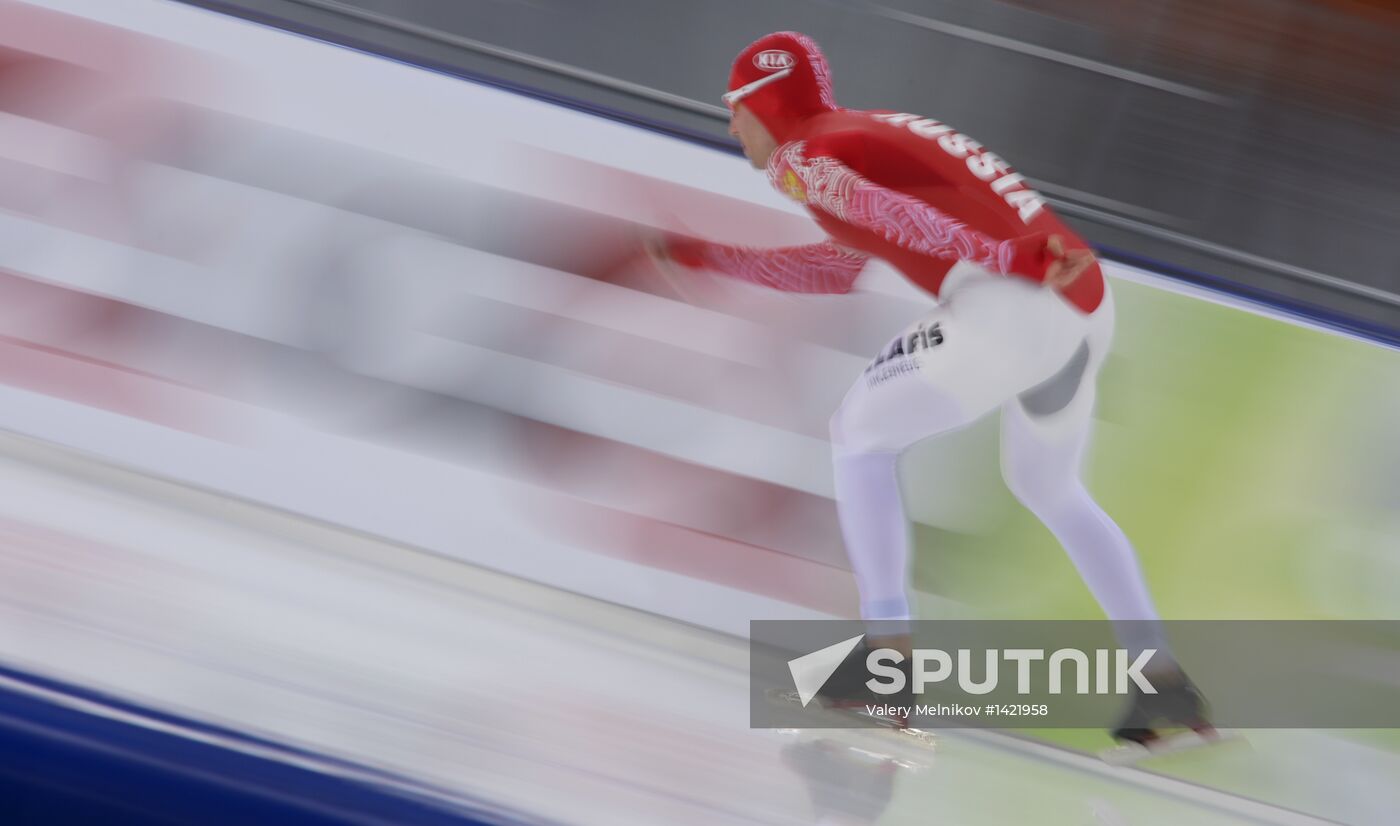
[811,644,911,713]
[768,645,931,743]
[1101,670,1239,764]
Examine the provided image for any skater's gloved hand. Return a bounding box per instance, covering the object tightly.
[643,232,708,270]
[1043,235,1096,290]
[640,231,709,301]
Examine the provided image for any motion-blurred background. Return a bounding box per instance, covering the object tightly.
[0,0,1398,824]
[190,0,1400,330]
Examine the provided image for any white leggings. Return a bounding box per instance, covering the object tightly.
[829,266,1162,650]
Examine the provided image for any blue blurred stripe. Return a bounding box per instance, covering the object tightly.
[0,662,531,825]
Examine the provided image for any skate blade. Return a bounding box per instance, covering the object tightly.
[1099,729,1243,766]
[764,689,937,752]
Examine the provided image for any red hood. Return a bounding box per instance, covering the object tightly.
[728,32,839,144]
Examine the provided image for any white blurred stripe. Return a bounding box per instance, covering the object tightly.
[0,380,833,633]
[0,211,851,496]
[0,428,1343,825]
[0,113,107,180]
[379,338,836,498]
[376,235,788,368]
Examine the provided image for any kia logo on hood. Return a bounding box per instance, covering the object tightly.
[754,50,797,71]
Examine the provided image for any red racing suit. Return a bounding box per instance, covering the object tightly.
[668,109,1105,315]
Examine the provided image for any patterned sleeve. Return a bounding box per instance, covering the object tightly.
[665,236,868,295]
[766,141,1053,282]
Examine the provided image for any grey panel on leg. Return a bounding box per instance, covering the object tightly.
[1018,340,1090,416]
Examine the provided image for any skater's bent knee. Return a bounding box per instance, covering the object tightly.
[1003,465,1083,513]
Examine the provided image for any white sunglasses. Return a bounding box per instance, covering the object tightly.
[722,66,794,109]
